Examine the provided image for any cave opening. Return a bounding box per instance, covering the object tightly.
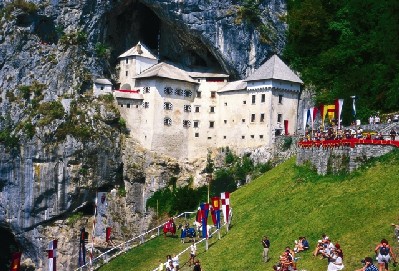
[0,225,20,271]
[105,0,225,73]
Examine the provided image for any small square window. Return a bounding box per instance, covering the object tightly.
[260,113,265,122]
[195,132,199,137]
[120,104,123,107]
[224,120,227,124]
[251,114,255,122]
[250,135,254,138]
[195,106,200,113]
[224,102,227,106]
[127,104,131,108]
[243,100,246,104]
[101,86,104,90]
[197,91,202,98]
[277,113,282,123]
[210,106,215,113]
[211,91,216,98]
[242,119,245,123]
[193,121,199,128]
[209,121,215,128]
[208,137,212,140]
[223,136,226,139]
[242,135,245,139]
[260,135,264,139]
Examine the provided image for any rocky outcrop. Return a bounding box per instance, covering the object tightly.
[0,0,288,269]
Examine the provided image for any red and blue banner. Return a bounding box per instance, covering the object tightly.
[221,192,230,224]
[78,228,86,267]
[211,197,221,229]
[200,203,209,238]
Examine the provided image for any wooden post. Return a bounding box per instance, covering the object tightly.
[205,239,209,250]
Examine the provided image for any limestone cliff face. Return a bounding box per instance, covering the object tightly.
[0,0,287,269]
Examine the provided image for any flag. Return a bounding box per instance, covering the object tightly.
[302,108,309,133]
[47,240,57,271]
[9,252,22,271]
[221,192,230,224]
[211,197,221,229]
[195,207,202,223]
[326,105,335,122]
[335,99,344,129]
[350,96,357,118]
[200,203,209,238]
[78,228,87,267]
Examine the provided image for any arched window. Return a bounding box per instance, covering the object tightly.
[175,88,183,96]
[164,117,172,126]
[164,102,173,110]
[184,89,192,97]
[184,105,191,112]
[164,87,173,95]
[183,120,191,128]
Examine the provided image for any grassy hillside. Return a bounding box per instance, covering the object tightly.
[100,150,399,271]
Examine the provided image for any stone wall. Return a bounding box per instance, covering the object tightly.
[296,144,395,175]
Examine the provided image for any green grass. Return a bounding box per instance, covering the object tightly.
[100,150,399,271]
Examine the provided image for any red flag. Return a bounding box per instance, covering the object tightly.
[47,240,57,271]
[195,207,202,223]
[10,252,22,271]
[106,227,112,242]
[221,192,230,223]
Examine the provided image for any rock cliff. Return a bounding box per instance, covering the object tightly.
[0,0,287,269]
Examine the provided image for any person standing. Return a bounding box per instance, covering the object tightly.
[390,129,396,141]
[261,236,270,262]
[375,239,397,271]
[193,259,202,271]
[189,243,197,267]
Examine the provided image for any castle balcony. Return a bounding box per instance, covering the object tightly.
[113,89,144,100]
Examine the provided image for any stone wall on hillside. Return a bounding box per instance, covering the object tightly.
[296,144,395,175]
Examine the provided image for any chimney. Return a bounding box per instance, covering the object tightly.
[136,42,143,54]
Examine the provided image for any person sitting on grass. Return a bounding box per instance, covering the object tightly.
[327,249,344,271]
[356,257,378,271]
[313,234,329,256]
[294,236,310,253]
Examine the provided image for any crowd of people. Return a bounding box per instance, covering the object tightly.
[264,234,397,271]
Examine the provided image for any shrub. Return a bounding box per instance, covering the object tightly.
[95,42,110,58]
[66,212,83,225]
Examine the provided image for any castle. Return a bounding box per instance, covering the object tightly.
[107,42,303,161]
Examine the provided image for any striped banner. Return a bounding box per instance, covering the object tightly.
[47,240,57,271]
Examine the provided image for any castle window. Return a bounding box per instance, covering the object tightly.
[126,71,128,76]
[184,89,192,97]
[210,106,215,113]
[278,94,283,104]
[260,113,265,122]
[251,114,255,122]
[209,121,215,128]
[243,100,246,104]
[261,94,265,103]
[211,91,216,98]
[195,106,200,113]
[100,86,104,90]
[242,135,245,139]
[175,88,183,96]
[197,91,202,98]
[125,59,128,64]
[184,105,191,112]
[277,113,282,123]
[142,102,149,108]
[251,135,254,138]
[127,104,131,108]
[242,119,245,123]
[260,135,264,139]
[195,132,199,137]
[252,95,256,104]
[164,87,173,95]
[223,136,226,139]
[143,87,150,93]
[193,121,199,128]
[183,120,191,128]
[120,104,123,107]
[224,120,227,124]
[208,137,212,140]
[224,102,227,106]
[164,102,173,110]
[164,117,172,126]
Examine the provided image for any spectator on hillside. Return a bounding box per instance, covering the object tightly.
[375,116,381,124]
[390,129,396,141]
[262,236,270,262]
[327,249,344,271]
[172,254,179,270]
[313,234,329,256]
[193,259,202,271]
[356,257,378,271]
[375,239,397,271]
[189,243,197,267]
[166,260,175,271]
[158,260,164,271]
[369,116,375,125]
[294,236,309,253]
